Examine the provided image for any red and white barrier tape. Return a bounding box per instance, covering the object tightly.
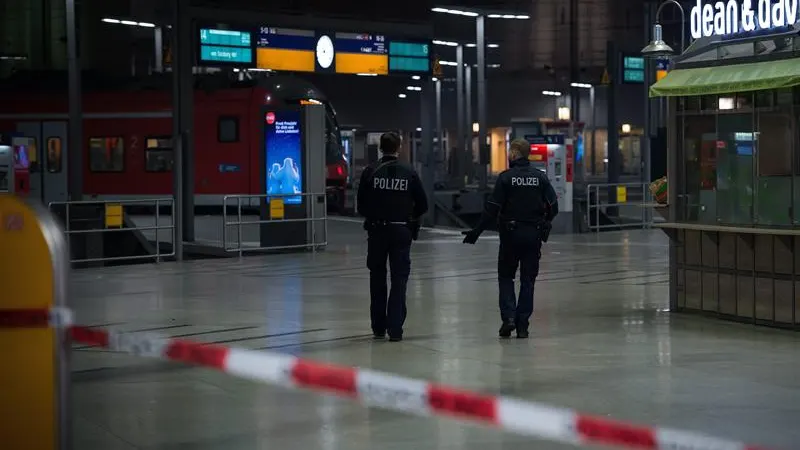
[0,308,772,450]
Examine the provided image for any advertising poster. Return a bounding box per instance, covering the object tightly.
[265,110,303,205]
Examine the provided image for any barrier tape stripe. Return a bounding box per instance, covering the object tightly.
[0,309,771,450]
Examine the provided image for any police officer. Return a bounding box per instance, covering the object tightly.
[461,138,558,339]
[357,131,429,342]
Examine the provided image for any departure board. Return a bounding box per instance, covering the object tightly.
[334,32,388,75]
[388,40,431,75]
[198,28,254,66]
[256,27,316,72]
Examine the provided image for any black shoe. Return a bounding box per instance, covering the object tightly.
[516,330,529,339]
[373,333,385,340]
[499,321,516,338]
[388,336,403,342]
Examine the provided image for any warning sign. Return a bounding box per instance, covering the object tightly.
[269,198,285,219]
[601,68,611,85]
[433,56,442,77]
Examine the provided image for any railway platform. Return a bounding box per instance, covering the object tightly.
[58,218,800,450]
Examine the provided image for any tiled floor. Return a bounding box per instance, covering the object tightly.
[69,218,800,449]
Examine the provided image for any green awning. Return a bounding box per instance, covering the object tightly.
[649,57,800,97]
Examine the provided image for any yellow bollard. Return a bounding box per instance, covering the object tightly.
[0,195,70,449]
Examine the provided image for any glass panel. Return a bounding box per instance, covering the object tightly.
[145,137,173,172]
[716,94,754,225]
[680,112,716,223]
[218,117,239,143]
[89,137,125,172]
[755,90,793,226]
[46,137,62,173]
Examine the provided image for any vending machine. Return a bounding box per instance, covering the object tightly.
[524,135,571,214]
[0,134,12,194]
[259,105,327,250]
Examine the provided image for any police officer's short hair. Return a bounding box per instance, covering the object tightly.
[509,138,529,159]
[380,132,402,154]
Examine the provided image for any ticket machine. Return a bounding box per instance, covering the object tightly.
[524,135,571,214]
[259,105,327,250]
[0,137,12,194]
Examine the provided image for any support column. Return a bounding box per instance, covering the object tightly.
[476,15,488,191]
[642,2,653,224]
[420,79,436,227]
[569,0,579,122]
[66,0,83,200]
[154,27,164,73]
[435,78,443,170]
[465,65,473,184]
[456,45,465,188]
[606,40,619,216]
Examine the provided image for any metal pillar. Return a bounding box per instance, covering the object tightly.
[171,0,195,258]
[590,86,597,175]
[65,0,82,201]
[435,78,443,168]
[154,27,164,73]
[569,0,579,122]
[465,65,473,183]
[420,79,436,227]
[642,2,653,224]
[456,45,465,188]
[606,40,619,216]
[476,15,488,191]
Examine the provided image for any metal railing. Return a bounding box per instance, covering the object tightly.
[48,198,175,264]
[222,193,327,256]
[586,183,658,232]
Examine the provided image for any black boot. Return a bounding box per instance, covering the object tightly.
[516,329,529,339]
[498,320,516,338]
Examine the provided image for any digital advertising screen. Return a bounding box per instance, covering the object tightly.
[334,32,388,75]
[198,28,254,66]
[257,27,316,72]
[265,110,303,205]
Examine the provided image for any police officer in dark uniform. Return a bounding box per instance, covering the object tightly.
[461,138,558,339]
[357,132,429,342]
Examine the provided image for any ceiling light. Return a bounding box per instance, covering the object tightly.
[102,18,121,24]
[570,82,592,89]
[431,7,479,17]
[433,39,459,47]
[356,73,378,76]
[399,93,408,98]
[438,60,458,66]
[412,75,421,80]
[407,86,422,91]
[120,20,138,26]
[138,22,155,28]
[542,90,562,96]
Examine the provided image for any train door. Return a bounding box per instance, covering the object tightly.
[14,123,42,201]
[15,121,68,204]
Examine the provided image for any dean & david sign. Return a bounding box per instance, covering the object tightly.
[690,0,799,38]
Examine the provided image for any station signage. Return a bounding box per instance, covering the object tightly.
[690,0,799,39]
[198,28,255,67]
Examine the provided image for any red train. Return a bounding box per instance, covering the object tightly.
[0,74,349,210]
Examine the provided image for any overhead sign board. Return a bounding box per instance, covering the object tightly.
[388,41,431,75]
[622,56,645,84]
[198,28,254,66]
[689,0,800,39]
[198,24,430,76]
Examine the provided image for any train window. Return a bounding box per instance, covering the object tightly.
[89,137,125,172]
[218,116,239,143]
[46,137,62,173]
[145,137,174,173]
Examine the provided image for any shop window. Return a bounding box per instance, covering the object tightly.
[716,107,755,226]
[145,136,174,173]
[679,113,717,224]
[89,137,124,172]
[46,137,62,173]
[218,116,239,143]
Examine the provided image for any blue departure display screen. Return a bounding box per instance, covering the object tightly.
[388,40,431,74]
[200,45,252,64]
[335,32,387,54]
[265,110,303,205]
[200,29,251,47]
[198,28,254,66]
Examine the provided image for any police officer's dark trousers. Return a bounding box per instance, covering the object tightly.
[497,224,542,331]
[367,224,412,338]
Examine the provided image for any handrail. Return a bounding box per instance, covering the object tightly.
[48,197,175,264]
[585,183,655,232]
[222,192,328,256]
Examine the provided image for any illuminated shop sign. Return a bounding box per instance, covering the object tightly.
[690,0,799,38]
